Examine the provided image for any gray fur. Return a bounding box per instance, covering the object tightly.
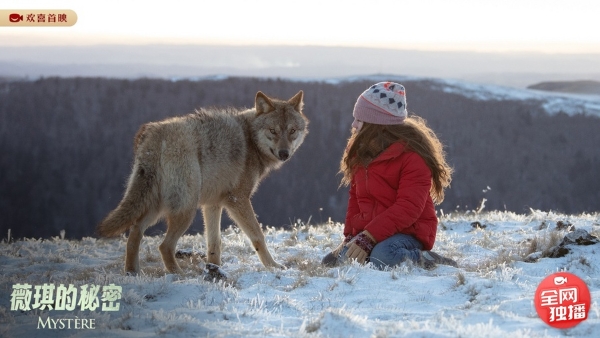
[96,91,308,274]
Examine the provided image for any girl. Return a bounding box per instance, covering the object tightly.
[323,82,457,270]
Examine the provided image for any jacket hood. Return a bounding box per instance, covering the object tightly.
[371,142,407,163]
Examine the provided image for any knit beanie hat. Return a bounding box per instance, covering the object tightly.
[353,82,407,128]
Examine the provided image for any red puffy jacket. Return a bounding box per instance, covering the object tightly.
[344,142,438,250]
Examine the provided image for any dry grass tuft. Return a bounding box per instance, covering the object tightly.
[284,255,329,278]
[455,272,466,287]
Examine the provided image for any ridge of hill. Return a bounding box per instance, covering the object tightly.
[528,80,600,95]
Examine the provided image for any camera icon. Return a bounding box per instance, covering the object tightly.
[553,276,568,285]
[9,13,24,22]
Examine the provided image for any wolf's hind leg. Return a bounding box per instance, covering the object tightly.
[202,205,223,266]
[159,210,196,274]
[225,199,283,269]
[125,211,160,275]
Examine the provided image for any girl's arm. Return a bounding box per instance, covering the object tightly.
[344,177,360,237]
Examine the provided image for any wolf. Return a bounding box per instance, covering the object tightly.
[96,90,308,274]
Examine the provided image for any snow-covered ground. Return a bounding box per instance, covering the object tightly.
[1,210,599,337]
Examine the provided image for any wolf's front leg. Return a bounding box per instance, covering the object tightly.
[202,205,223,266]
[225,199,284,269]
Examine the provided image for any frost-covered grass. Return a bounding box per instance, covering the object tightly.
[1,210,599,337]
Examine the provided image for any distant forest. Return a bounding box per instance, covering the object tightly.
[1,77,600,239]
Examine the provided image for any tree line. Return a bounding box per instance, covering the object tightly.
[1,77,599,239]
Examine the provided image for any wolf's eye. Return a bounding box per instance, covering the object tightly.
[290,128,296,134]
[269,128,276,134]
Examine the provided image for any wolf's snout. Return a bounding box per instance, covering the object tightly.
[278,149,289,161]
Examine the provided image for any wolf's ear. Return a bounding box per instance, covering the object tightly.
[255,91,276,115]
[288,90,304,112]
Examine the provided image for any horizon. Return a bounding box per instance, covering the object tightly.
[2,44,600,89]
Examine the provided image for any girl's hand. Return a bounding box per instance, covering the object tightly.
[332,234,354,256]
[344,231,376,264]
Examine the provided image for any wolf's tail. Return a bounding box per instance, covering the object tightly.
[96,162,158,238]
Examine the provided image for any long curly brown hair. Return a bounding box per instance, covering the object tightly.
[340,116,453,204]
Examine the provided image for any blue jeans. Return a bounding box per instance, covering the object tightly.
[340,233,423,270]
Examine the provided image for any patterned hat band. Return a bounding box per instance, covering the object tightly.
[352,82,407,125]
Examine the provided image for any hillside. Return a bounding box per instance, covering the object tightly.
[0,211,599,337]
[528,80,600,95]
[1,76,600,240]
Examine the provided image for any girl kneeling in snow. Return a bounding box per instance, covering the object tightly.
[323,82,457,270]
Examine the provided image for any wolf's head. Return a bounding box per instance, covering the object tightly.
[253,90,309,162]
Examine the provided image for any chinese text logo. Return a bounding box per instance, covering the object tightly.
[534,272,591,329]
[10,283,122,312]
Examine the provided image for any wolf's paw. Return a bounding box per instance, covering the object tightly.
[204,263,228,282]
[171,268,185,275]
